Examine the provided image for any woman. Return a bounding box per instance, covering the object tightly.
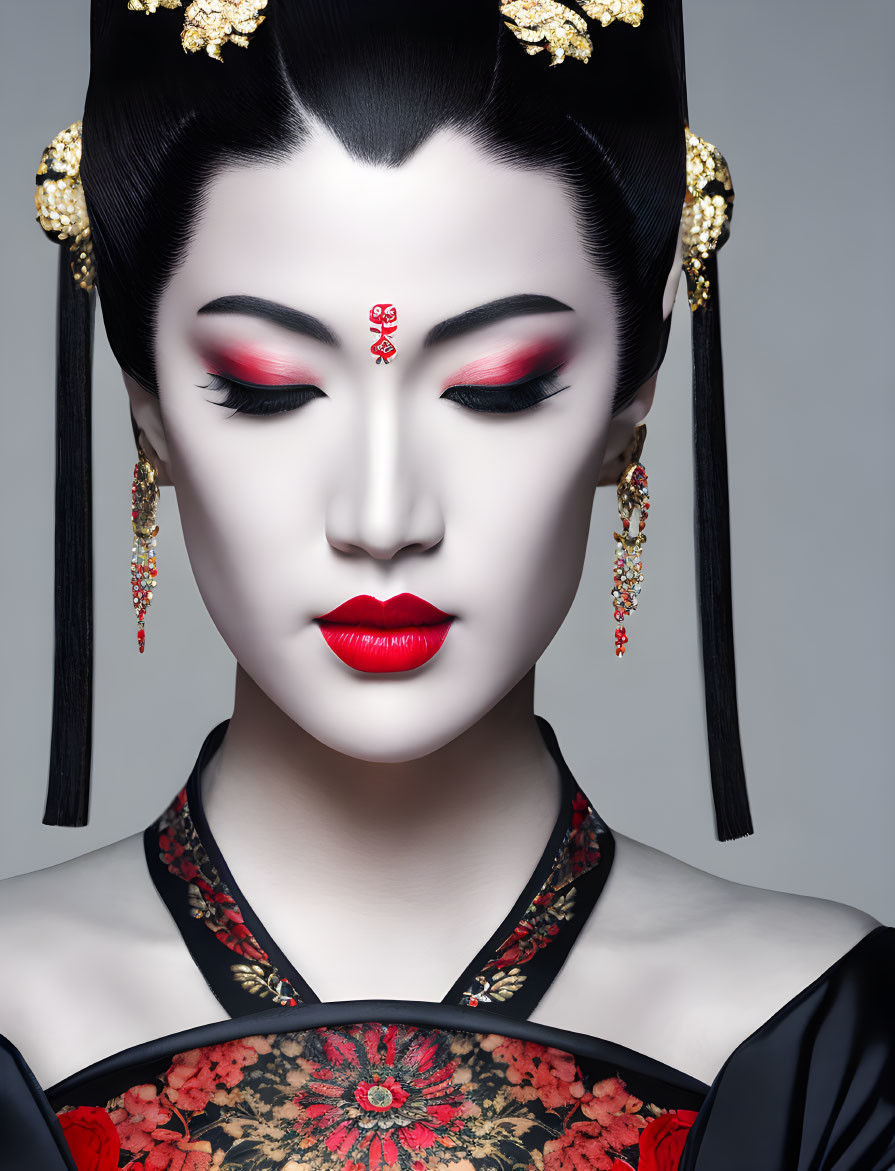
[1,1,892,1168]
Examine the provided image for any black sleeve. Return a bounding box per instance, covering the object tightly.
[0,1034,77,1170]
[680,925,895,1171]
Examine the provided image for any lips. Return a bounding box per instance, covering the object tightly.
[315,593,453,673]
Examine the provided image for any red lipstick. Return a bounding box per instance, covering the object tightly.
[316,594,453,673]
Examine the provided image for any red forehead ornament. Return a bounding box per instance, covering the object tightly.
[369,303,398,364]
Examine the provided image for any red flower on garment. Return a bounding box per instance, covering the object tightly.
[58,1106,121,1171]
[105,1040,265,1167]
[490,891,565,968]
[482,1036,586,1111]
[293,1024,467,1170]
[539,1077,647,1171]
[543,1120,635,1171]
[164,1038,265,1112]
[159,807,268,964]
[159,825,202,884]
[195,885,268,962]
[637,1109,699,1171]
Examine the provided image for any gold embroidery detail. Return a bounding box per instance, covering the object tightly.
[500,0,642,66]
[464,968,527,1005]
[35,121,95,292]
[127,0,268,61]
[231,962,298,1005]
[681,129,734,311]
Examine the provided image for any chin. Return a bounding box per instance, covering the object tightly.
[254,649,517,763]
[289,687,496,763]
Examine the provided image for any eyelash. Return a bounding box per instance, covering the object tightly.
[440,366,569,414]
[201,365,569,417]
[203,374,326,416]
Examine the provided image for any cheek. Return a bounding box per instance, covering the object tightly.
[160,398,323,646]
[438,399,608,660]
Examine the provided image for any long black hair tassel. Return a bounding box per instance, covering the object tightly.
[43,247,96,826]
[691,253,753,841]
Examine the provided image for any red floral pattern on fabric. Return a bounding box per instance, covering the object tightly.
[461,794,604,1007]
[56,1025,696,1170]
[155,789,300,1007]
[157,775,606,1015]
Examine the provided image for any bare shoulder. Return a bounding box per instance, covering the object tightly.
[0,834,221,1087]
[608,833,878,1067]
[605,832,880,975]
[539,831,881,1082]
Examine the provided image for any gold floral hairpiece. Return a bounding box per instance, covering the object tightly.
[501,0,643,66]
[35,121,95,292]
[681,129,734,310]
[127,0,268,61]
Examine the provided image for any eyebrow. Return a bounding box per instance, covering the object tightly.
[423,294,573,347]
[197,296,340,346]
[196,292,573,351]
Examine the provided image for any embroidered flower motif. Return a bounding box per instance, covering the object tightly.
[463,967,527,1006]
[461,794,604,1007]
[156,789,301,1007]
[636,1109,699,1170]
[56,1027,694,1170]
[57,1106,121,1171]
[292,1024,468,1169]
[540,1075,649,1171]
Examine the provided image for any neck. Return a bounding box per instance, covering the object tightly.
[198,666,565,999]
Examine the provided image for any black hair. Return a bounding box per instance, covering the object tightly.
[43,0,752,839]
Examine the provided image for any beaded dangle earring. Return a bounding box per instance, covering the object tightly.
[131,447,160,653]
[611,424,649,657]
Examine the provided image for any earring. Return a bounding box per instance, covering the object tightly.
[611,423,649,657]
[131,446,160,653]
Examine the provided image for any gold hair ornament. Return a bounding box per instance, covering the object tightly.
[501,0,643,66]
[681,129,734,311]
[35,121,95,292]
[127,0,268,61]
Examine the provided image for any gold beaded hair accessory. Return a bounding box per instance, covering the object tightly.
[681,129,734,311]
[501,0,643,66]
[127,0,268,61]
[35,121,95,293]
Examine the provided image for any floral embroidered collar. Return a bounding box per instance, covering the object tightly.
[144,717,614,1021]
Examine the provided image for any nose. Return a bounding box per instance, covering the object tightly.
[325,385,445,561]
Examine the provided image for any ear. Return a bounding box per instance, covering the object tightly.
[596,373,656,487]
[123,371,175,487]
[597,228,683,487]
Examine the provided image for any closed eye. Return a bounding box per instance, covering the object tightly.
[201,373,326,417]
[440,366,569,414]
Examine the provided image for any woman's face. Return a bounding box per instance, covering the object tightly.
[139,125,661,761]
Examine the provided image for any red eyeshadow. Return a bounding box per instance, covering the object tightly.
[444,340,569,388]
[203,345,319,385]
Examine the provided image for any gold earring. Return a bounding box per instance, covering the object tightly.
[131,446,160,653]
[611,424,649,657]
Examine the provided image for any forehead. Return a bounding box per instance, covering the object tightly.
[170,125,612,330]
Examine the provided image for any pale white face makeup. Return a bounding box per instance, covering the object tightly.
[132,125,670,762]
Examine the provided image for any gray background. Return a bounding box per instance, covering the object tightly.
[2,1,893,921]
